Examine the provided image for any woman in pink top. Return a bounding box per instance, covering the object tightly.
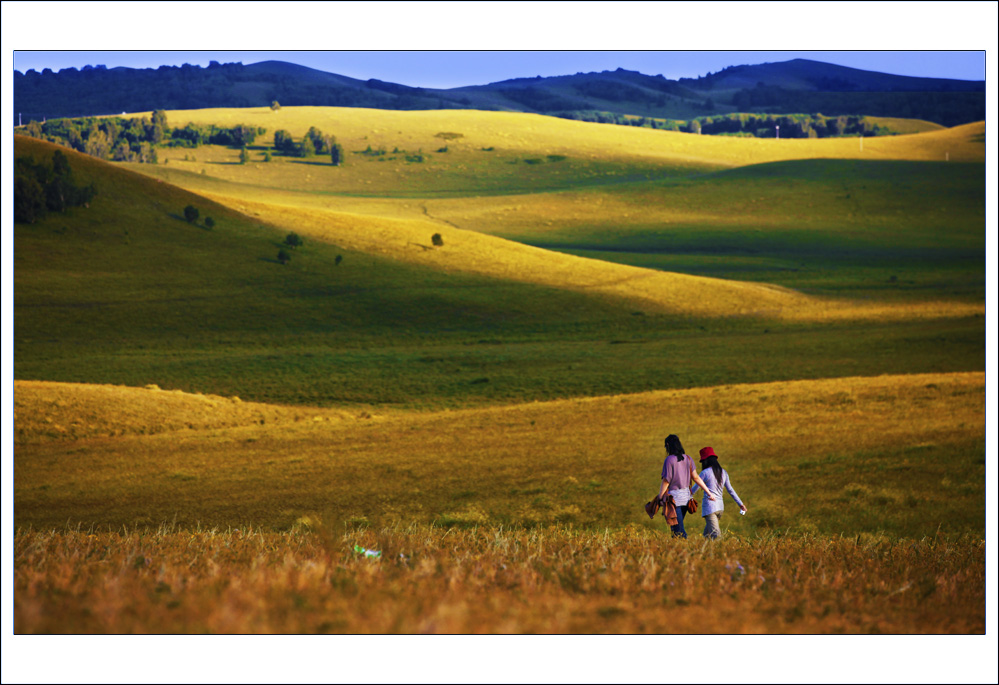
[657,434,714,538]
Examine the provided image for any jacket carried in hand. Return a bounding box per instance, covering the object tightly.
[645,494,679,526]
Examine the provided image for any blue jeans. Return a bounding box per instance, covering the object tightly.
[670,505,689,538]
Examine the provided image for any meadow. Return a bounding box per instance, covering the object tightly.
[12,106,987,634]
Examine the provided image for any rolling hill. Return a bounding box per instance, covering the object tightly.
[14,57,985,126]
[14,107,985,408]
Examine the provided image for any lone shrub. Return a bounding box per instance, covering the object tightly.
[277,249,291,265]
[204,217,215,230]
[270,100,281,111]
[284,232,303,249]
[431,233,444,247]
[183,205,199,223]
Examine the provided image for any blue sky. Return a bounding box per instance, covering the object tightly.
[7,1,994,89]
[11,49,987,88]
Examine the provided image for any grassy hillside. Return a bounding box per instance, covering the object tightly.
[15,134,985,407]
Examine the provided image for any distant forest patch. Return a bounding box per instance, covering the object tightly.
[553,111,900,138]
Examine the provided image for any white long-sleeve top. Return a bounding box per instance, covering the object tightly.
[690,467,743,517]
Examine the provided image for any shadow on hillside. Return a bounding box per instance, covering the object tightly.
[168,213,214,230]
[287,160,339,167]
[258,256,285,265]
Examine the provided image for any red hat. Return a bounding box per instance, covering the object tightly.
[699,446,717,461]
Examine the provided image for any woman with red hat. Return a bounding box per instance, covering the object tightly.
[690,446,747,539]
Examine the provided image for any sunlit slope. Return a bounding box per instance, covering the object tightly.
[199,190,982,322]
[14,371,985,538]
[135,108,985,196]
[199,191,818,317]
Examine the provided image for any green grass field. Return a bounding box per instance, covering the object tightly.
[12,107,988,635]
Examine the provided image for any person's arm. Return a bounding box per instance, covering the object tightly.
[691,470,716,500]
[658,478,670,500]
[724,472,746,511]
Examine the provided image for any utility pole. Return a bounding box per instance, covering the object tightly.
[776,125,780,140]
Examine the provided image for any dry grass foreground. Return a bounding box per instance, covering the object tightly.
[198,191,984,323]
[13,526,984,634]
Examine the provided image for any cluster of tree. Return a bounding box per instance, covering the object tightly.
[169,122,266,148]
[14,150,96,223]
[23,111,169,162]
[183,204,215,229]
[20,111,266,162]
[690,113,888,138]
[554,110,892,138]
[272,127,344,164]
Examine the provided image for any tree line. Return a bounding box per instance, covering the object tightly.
[554,110,895,138]
[19,111,346,167]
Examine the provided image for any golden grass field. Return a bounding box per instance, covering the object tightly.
[15,371,985,535]
[14,105,988,638]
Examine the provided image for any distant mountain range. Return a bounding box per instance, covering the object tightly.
[14,57,985,127]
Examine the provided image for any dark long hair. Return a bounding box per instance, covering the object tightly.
[702,455,723,483]
[665,434,685,458]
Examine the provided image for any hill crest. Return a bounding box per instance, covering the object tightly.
[14,58,985,126]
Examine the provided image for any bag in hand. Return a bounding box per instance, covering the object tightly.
[687,497,698,514]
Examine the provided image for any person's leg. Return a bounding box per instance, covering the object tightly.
[703,513,721,539]
[671,505,688,538]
